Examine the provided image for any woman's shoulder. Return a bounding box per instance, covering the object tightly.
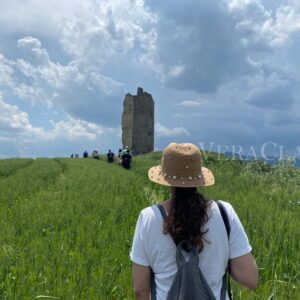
[138,205,161,222]
[136,205,163,233]
[213,199,234,209]
[140,205,156,216]
[210,199,237,219]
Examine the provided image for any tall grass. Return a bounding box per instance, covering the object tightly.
[0,154,299,299]
[0,159,33,179]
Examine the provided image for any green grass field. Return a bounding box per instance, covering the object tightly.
[0,153,299,299]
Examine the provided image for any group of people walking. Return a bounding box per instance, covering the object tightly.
[74,142,258,299]
[70,146,133,170]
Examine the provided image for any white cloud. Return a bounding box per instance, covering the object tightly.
[0,54,14,87]
[46,118,111,142]
[232,0,300,47]
[173,113,184,118]
[177,100,206,108]
[168,64,185,78]
[0,0,300,157]
[47,118,119,143]
[0,93,45,141]
[0,1,119,38]
[13,83,46,105]
[142,0,300,96]
[227,0,261,12]
[59,0,157,67]
[89,72,124,95]
[0,37,125,124]
[138,28,164,81]
[17,36,42,50]
[155,122,190,137]
[0,0,158,126]
[0,93,116,146]
[264,1,300,46]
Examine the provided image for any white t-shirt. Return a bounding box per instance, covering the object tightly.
[130,200,252,300]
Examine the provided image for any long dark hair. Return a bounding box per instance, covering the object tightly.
[163,187,210,252]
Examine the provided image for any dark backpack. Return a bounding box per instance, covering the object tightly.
[121,153,132,169]
[151,201,232,300]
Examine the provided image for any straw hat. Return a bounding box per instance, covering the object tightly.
[148,143,215,187]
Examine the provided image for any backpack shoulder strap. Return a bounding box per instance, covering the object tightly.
[217,200,230,238]
[216,200,233,300]
[157,204,167,221]
[150,268,157,300]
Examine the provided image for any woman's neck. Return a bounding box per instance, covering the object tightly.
[161,199,171,214]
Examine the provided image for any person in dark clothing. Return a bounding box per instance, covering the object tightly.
[121,149,132,169]
[107,149,115,163]
[92,150,99,160]
[83,150,88,158]
[118,148,122,158]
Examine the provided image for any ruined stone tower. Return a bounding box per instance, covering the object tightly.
[122,87,154,154]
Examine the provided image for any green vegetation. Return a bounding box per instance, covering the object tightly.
[0,153,299,299]
[0,158,33,178]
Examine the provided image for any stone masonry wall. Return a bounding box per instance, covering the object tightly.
[122,87,154,154]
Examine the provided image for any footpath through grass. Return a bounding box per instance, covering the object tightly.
[0,153,299,299]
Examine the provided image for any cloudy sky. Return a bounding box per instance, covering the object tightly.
[0,0,300,158]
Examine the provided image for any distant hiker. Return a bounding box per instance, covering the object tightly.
[83,150,88,158]
[92,150,99,160]
[121,148,132,170]
[70,153,74,158]
[121,146,131,157]
[118,148,122,158]
[130,143,259,300]
[107,149,115,163]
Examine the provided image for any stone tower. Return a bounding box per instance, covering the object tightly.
[122,87,154,154]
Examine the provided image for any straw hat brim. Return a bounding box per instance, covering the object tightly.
[148,165,215,188]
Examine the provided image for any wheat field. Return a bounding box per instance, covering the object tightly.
[0,153,299,299]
